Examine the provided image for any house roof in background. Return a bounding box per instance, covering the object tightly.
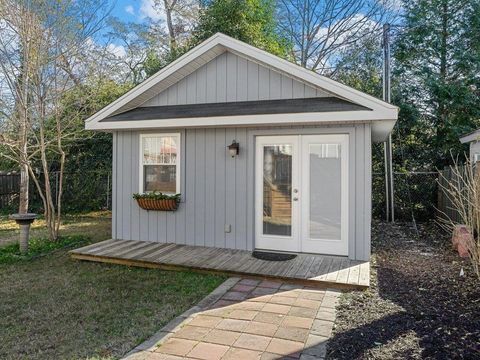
[460,129,480,143]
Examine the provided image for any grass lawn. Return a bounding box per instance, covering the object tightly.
[0,211,112,247]
[0,213,226,359]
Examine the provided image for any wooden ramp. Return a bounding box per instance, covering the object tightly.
[70,240,370,290]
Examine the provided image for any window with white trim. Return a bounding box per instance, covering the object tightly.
[140,133,180,193]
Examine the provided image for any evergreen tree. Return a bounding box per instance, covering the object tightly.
[395,0,480,168]
[192,0,290,58]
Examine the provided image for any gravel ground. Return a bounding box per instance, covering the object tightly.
[327,221,480,360]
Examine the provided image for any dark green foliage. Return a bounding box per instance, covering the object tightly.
[0,234,89,264]
[144,0,292,76]
[133,192,181,202]
[192,0,290,57]
[394,0,480,169]
[334,35,383,99]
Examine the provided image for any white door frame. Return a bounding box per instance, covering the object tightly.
[300,134,349,255]
[254,134,349,256]
[255,136,300,252]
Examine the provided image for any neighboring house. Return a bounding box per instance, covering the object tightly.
[86,33,398,261]
[460,129,480,163]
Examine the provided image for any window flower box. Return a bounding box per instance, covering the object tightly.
[133,192,180,211]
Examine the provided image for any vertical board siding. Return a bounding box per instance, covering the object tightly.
[113,124,371,260]
[194,129,206,246]
[204,130,216,247]
[141,52,329,107]
[131,132,140,241]
[235,128,248,250]
[214,129,227,248]
[112,133,117,239]
[185,129,196,246]
[225,128,237,249]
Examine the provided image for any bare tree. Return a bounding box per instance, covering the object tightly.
[438,157,480,280]
[0,0,111,243]
[105,19,153,84]
[277,0,398,74]
[152,0,200,52]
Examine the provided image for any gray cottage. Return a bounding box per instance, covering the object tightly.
[86,33,398,262]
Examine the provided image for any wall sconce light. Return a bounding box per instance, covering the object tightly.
[227,140,239,158]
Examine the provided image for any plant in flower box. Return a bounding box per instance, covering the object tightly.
[133,192,181,211]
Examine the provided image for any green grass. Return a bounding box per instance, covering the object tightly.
[0,217,226,360]
[0,234,89,264]
[0,211,112,247]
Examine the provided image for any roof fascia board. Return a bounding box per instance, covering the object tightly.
[86,109,396,131]
[85,34,226,124]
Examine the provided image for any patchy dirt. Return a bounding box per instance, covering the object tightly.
[327,221,480,360]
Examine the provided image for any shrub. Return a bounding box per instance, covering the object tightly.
[438,158,480,279]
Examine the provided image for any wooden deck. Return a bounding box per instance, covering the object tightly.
[70,240,370,289]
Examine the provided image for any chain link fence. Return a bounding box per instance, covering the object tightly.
[0,171,112,214]
[373,171,439,222]
[2,169,442,222]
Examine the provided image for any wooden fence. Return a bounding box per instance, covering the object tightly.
[437,166,465,224]
[0,173,20,209]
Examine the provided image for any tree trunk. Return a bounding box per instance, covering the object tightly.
[436,0,449,167]
[164,0,178,52]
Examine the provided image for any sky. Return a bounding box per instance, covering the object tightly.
[100,0,165,57]
[109,0,162,24]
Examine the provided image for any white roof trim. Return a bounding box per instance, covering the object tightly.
[85,33,398,139]
[86,111,396,142]
[460,129,480,144]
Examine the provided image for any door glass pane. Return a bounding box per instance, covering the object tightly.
[309,144,341,240]
[263,145,292,236]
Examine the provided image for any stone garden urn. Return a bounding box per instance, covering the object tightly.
[9,213,38,254]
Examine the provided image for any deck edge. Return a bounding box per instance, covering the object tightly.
[70,251,369,290]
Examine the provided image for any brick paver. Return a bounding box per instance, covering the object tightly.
[125,278,341,360]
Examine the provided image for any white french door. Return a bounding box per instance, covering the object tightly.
[255,134,348,255]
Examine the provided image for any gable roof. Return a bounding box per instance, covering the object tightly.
[85,33,398,141]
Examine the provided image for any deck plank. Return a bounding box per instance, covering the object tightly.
[130,243,169,260]
[294,255,317,279]
[304,256,324,280]
[83,239,130,255]
[335,258,351,284]
[313,257,333,281]
[122,243,164,260]
[347,262,361,284]
[72,239,116,253]
[358,261,370,286]
[142,243,177,261]
[92,240,139,257]
[69,239,369,290]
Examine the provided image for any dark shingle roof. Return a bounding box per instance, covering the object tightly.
[101,97,371,122]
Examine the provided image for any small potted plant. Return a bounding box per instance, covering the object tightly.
[133,192,181,211]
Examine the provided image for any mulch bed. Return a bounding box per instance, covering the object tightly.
[327,221,480,360]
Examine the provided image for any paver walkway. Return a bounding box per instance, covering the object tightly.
[125,277,340,360]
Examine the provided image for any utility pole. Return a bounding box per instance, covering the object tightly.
[383,23,394,222]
